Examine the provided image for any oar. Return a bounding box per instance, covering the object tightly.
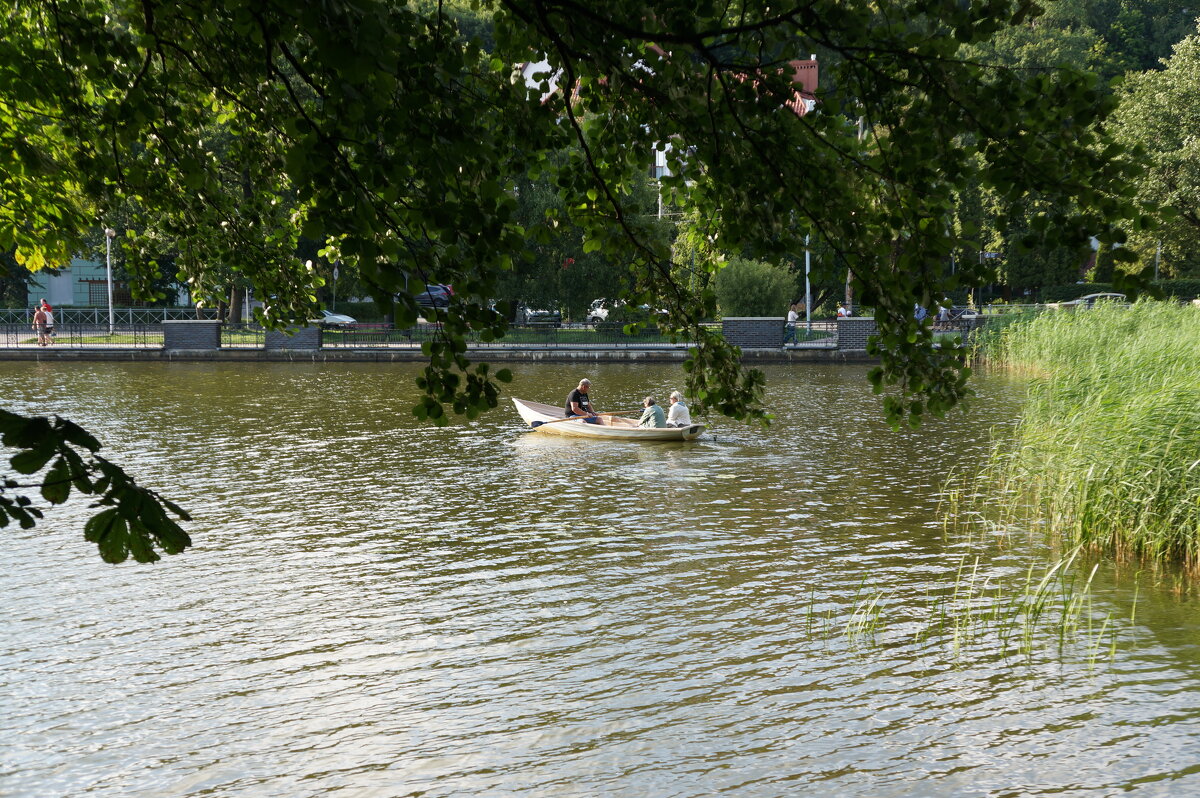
[530,417,584,428]
[529,409,641,428]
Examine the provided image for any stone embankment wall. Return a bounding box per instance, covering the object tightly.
[162,320,220,350]
[720,317,787,349]
[834,318,876,350]
[10,317,917,363]
[719,316,878,352]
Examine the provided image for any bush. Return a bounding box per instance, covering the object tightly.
[1041,280,1200,303]
[1157,279,1200,300]
[713,257,795,317]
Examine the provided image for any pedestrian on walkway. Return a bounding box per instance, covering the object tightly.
[32,305,49,346]
[784,301,800,345]
[40,300,55,344]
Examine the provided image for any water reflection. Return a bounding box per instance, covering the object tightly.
[1,361,1198,797]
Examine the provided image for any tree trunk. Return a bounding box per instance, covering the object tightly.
[227,285,243,324]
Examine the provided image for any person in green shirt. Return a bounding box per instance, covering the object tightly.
[637,396,667,428]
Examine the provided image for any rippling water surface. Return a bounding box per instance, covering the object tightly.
[2,361,1199,797]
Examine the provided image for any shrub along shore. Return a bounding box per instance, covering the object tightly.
[972,302,1200,571]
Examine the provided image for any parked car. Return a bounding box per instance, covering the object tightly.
[1060,292,1126,308]
[587,298,617,323]
[415,284,452,308]
[587,298,664,324]
[313,309,357,329]
[516,305,562,326]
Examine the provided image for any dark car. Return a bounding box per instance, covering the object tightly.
[516,305,562,326]
[416,284,452,308]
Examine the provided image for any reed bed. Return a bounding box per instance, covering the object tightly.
[800,550,1127,667]
[971,301,1200,571]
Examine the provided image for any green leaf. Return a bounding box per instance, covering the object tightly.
[41,457,72,504]
[84,507,120,544]
[11,445,55,475]
[98,516,131,564]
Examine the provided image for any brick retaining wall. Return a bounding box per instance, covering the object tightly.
[721,317,786,349]
[162,320,220,350]
[265,325,321,350]
[835,317,877,350]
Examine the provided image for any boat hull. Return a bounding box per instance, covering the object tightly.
[512,398,705,441]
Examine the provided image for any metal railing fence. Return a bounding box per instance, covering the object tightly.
[785,320,838,347]
[0,307,222,325]
[9,309,1161,352]
[222,324,265,349]
[319,322,712,348]
[2,323,159,347]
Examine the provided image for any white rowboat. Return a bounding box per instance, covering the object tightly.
[513,398,705,441]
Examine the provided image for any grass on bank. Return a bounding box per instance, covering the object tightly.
[970,301,1200,571]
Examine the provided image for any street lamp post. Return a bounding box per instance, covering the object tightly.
[104,227,116,335]
[804,234,812,335]
[332,261,340,312]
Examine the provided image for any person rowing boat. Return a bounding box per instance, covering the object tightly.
[565,378,601,424]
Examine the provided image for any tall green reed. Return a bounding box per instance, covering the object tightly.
[801,549,1128,665]
[971,301,1200,571]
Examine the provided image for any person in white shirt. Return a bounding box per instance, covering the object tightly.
[837,303,851,318]
[666,391,692,427]
[41,301,55,344]
[784,302,799,344]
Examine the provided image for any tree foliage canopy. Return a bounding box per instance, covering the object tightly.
[1,0,1150,559]
[1112,21,1200,278]
[713,257,795,317]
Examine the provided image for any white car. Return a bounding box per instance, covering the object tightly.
[1060,292,1126,308]
[314,309,357,329]
[587,298,664,323]
[587,298,613,323]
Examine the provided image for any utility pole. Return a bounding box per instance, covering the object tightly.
[804,235,812,334]
[332,261,340,311]
[104,227,116,335]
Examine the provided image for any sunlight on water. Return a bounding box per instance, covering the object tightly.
[2,361,1199,797]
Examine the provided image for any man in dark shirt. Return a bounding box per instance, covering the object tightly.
[565,378,600,423]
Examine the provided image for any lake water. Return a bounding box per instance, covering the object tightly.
[2,360,1199,797]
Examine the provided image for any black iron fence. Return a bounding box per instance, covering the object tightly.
[2,323,159,348]
[784,320,838,347]
[0,307,222,325]
[319,322,706,349]
[4,321,704,349]
[0,318,1003,351]
[221,324,266,349]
